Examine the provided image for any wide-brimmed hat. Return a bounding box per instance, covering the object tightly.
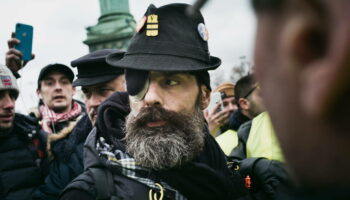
[106,3,221,72]
[71,49,125,87]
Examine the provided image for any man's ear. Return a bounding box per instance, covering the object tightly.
[200,85,210,110]
[238,98,250,111]
[280,2,350,121]
[72,86,76,95]
[36,89,42,99]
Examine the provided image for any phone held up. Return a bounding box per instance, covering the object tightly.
[14,23,33,61]
[207,92,224,115]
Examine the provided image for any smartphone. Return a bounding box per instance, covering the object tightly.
[207,92,224,114]
[15,23,33,61]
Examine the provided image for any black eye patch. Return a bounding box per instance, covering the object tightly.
[125,69,149,97]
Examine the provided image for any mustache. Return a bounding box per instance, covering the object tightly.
[0,111,14,117]
[130,106,189,128]
[52,95,66,100]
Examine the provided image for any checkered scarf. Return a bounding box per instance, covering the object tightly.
[40,101,82,134]
[96,136,187,200]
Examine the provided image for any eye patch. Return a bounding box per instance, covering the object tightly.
[125,69,150,101]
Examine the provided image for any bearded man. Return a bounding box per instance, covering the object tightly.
[59,3,247,200]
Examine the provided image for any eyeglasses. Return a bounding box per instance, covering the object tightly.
[243,83,259,99]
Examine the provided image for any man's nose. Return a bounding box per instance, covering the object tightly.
[143,82,163,107]
[3,93,15,110]
[54,82,63,90]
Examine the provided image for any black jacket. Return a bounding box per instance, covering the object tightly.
[33,114,92,200]
[0,113,47,200]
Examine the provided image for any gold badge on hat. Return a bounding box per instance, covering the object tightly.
[146,14,158,36]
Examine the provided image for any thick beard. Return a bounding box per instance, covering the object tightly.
[125,105,205,170]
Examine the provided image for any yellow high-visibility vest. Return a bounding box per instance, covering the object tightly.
[216,129,238,156]
[246,112,284,161]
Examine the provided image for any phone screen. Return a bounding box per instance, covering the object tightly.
[15,23,33,61]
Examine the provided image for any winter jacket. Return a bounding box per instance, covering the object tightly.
[33,114,92,200]
[0,113,47,200]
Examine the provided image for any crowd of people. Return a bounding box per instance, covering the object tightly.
[1,1,349,200]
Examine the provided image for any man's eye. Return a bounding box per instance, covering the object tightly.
[61,79,70,85]
[45,81,53,86]
[165,80,179,86]
[100,88,113,93]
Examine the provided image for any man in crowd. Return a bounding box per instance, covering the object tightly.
[59,3,247,199]
[0,64,47,199]
[250,0,350,198]
[33,49,126,200]
[234,75,264,120]
[6,37,85,142]
[205,82,237,137]
[6,40,86,157]
[33,63,85,147]
[216,74,265,155]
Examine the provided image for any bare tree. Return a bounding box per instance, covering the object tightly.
[229,56,252,83]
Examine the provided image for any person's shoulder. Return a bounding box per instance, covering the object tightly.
[14,113,40,129]
[237,120,252,134]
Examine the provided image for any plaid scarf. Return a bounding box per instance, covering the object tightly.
[40,101,82,134]
[96,136,186,200]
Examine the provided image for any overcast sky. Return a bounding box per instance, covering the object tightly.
[0,0,256,113]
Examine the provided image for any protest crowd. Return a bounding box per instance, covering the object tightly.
[1,0,350,199]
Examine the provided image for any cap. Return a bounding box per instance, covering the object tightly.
[71,49,125,87]
[37,63,74,88]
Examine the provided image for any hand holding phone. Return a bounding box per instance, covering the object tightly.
[207,92,224,115]
[14,23,33,61]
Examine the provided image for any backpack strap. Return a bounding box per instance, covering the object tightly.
[90,167,118,200]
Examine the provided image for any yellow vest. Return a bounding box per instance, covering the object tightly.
[216,129,238,156]
[246,112,284,161]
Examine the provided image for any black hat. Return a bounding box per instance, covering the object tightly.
[106,3,221,72]
[37,63,74,87]
[107,3,219,96]
[71,49,125,87]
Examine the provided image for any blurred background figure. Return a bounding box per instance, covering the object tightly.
[216,74,264,155]
[251,0,350,198]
